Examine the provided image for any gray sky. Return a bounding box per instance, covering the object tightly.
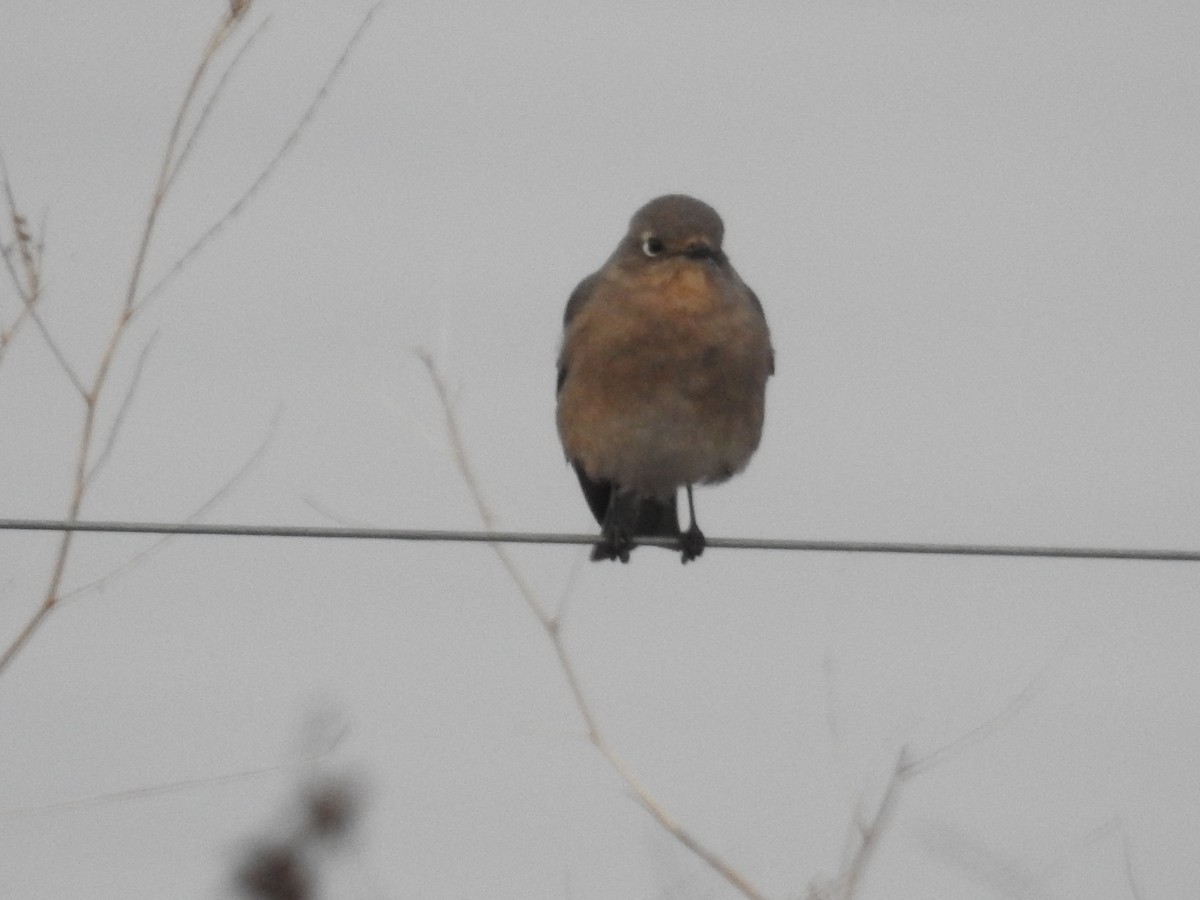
[2,1,1199,897]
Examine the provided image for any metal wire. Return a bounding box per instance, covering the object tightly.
[1,518,1198,562]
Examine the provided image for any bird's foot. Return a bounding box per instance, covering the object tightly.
[679,523,705,563]
[591,526,633,563]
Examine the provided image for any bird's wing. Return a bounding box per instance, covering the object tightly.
[744,285,775,376]
[557,271,602,394]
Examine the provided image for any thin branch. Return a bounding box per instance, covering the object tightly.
[816,655,1052,899]
[136,3,382,314]
[0,153,86,392]
[823,656,843,753]
[162,15,273,193]
[121,15,240,322]
[0,602,58,678]
[417,349,546,617]
[1121,827,1144,900]
[905,658,1051,777]
[0,12,248,676]
[418,351,766,900]
[84,331,160,487]
[829,747,911,900]
[917,823,1052,899]
[0,4,258,678]
[22,305,89,399]
[0,149,39,302]
[0,715,343,819]
[0,210,83,392]
[0,198,34,357]
[301,495,375,528]
[60,407,279,602]
[416,351,496,532]
[926,815,1132,899]
[1028,815,1149,897]
[0,3,378,675]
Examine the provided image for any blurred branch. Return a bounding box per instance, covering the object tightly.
[916,823,1052,899]
[235,773,363,900]
[812,748,911,900]
[418,350,767,900]
[919,815,1135,899]
[812,658,1051,899]
[1122,827,1144,900]
[908,682,1042,780]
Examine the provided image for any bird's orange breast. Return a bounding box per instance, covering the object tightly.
[557,261,771,495]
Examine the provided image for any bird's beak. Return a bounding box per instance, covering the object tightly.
[683,240,716,260]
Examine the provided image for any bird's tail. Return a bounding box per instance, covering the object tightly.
[572,464,681,537]
[630,494,681,537]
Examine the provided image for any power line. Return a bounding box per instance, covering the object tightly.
[0,518,1198,562]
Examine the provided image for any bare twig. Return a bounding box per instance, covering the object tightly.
[137,3,382,314]
[917,823,1051,899]
[84,331,160,487]
[1030,815,1144,894]
[301,496,376,528]
[0,7,252,677]
[1121,827,1144,900]
[163,15,273,194]
[0,714,344,819]
[922,815,1133,898]
[0,153,85,393]
[23,307,89,399]
[418,350,548,619]
[120,13,243,324]
[60,407,279,602]
[0,245,32,362]
[0,149,40,306]
[0,1,382,675]
[418,350,766,900]
[813,656,1051,899]
[831,748,911,900]
[848,659,1058,896]
[904,659,1051,778]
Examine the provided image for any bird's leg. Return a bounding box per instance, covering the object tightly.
[680,484,705,563]
[593,488,636,563]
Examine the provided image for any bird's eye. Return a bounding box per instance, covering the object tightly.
[642,236,665,257]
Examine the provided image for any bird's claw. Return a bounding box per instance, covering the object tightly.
[592,527,633,563]
[679,524,705,563]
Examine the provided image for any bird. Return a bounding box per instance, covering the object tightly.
[556,194,774,563]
